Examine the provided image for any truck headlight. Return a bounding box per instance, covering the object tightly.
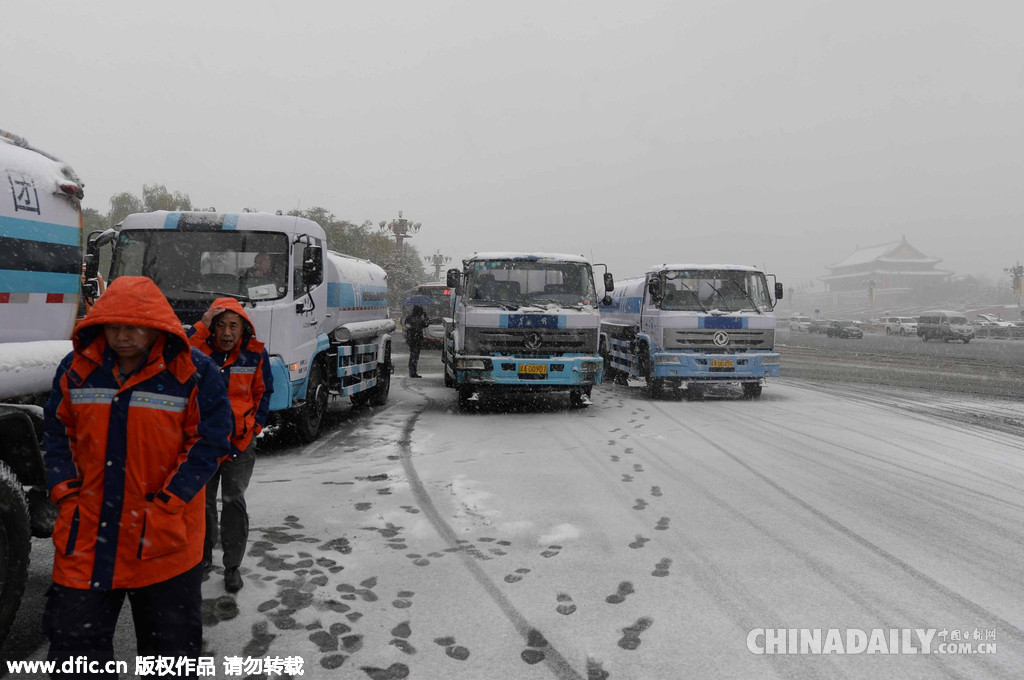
[456,358,488,370]
[655,355,681,364]
[761,355,781,365]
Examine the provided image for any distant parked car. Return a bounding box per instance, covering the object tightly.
[788,315,812,332]
[807,319,830,334]
[975,313,1014,328]
[827,320,863,339]
[883,316,918,336]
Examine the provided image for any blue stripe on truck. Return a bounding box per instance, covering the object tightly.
[0,215,80,246]
[701,316,745,330]
[502,314,563,329]
[0,270,80,293]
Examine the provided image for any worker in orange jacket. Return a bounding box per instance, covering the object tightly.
[187,297,273,593]
[42,276,232,675]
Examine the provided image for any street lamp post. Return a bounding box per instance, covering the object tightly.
[1006,262,1023,320]
[424,249,451,281]
[379,211,421,252]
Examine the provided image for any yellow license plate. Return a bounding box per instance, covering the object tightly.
[710,359,734,369]
[519,364,548,375]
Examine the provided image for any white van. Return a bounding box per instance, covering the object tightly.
[882,316,918,336]
[917,310,974,343]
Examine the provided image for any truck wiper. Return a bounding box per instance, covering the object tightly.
[703,283,734,312]
[673,281,709,313]
[724,280,763,315]
[183,288,254,303]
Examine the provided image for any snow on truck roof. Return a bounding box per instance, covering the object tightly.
[1,130,84,198]
[645,264,762,273]
[120,210,324,236]
[465,252,591,264]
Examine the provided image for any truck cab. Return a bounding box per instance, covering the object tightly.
[89,210,395,441]
[443,252,611,409]
[600,264,782,398]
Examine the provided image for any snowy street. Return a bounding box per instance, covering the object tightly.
[172,349,1024,678]
[5,342,1023,679]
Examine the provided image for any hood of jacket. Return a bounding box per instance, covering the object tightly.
[207,297,257,339]
[73,276,189,355]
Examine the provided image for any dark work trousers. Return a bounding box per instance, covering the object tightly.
[43,562,203,679]
[204,441,256,569]
[408,341,421,375]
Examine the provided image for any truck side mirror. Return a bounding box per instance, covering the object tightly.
[303,245,323,288]
[83,228,117,302]
[775,282,784,300]
[446,268,462,294]
[603,272,614,292]
[647,277,663,303]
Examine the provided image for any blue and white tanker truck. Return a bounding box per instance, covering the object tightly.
[87,210,394,442]
[442,252,613,409]
[600,264,783,399]
[0,129,84,642]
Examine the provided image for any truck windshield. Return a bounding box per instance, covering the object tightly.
[111,230,290,301]
[465,260,598,308]
[661,269,772,312]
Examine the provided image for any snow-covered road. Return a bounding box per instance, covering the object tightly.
[188,371,1023,680]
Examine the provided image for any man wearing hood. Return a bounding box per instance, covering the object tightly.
[188,297,273,593]
[42,276,233,675]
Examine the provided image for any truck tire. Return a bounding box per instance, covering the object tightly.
[569,386,592,409]
[368,343,392,406]
[742,382,763,399]
[457,386,476,411]
[0,461,31,646]
[295,359,328,443]
[639,343,667,399]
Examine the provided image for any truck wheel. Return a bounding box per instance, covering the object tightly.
[27,488,56,538]
[457,387,477,411]
[742,383,763,399]
[368,343,392,406]
[638,343,664,399]
[0,461,31,646]
[295,360,328,443]
[569,386,592,409]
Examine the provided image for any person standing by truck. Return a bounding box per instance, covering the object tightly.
[403,305,429,378]
[41,276,233,676]
[188,297,273,593]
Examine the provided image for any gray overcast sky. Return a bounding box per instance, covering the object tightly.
[4,1,1023,287]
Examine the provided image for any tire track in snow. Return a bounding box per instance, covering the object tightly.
[646,398,1024,648]
[393,401,586,680]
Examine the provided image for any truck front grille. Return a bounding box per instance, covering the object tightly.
[664,328,774,350]
[465,328,598,356]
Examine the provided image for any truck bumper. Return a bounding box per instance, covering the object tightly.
[452,355,603,390]
[652,351,780,381]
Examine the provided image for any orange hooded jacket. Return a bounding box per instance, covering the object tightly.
[43,276,233,590]
[187,297,273,457]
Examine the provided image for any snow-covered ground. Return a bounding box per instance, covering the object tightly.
[12,366,1024,679]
